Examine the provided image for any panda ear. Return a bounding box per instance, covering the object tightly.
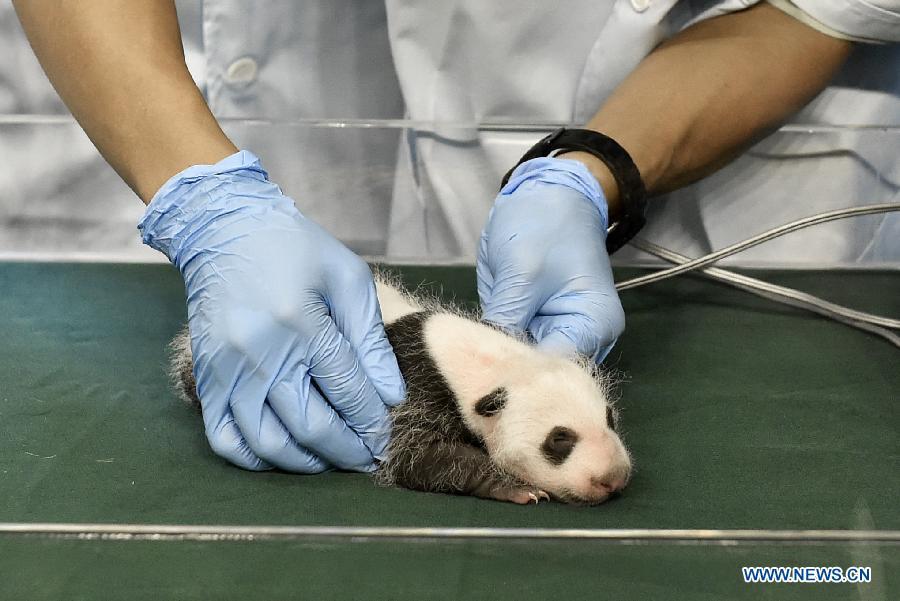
[474,387,507,417]
[606,405,619,431]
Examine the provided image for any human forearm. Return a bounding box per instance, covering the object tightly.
[563,2,851,219]
[13,0,237,203]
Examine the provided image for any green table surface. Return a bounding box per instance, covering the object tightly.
[1,263,897,600]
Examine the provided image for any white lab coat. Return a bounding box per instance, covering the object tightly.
[1,0,898,266]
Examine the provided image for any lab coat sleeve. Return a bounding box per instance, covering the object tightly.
[770,0,900,43]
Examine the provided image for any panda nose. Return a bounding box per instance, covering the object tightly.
[590,476,625,496]
[591,464,631,495]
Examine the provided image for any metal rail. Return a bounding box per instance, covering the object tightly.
[1,523,898,544]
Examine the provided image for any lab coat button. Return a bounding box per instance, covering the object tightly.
[630,0,651,12]
[224,57,258,85]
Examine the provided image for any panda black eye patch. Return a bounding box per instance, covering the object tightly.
[541,426,579,465]
[474,387,508,417]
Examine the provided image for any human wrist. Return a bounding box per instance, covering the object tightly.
[137,150,292,266]
[132,131,239,205]
[500,157,610,232]
[500,130,648,253]
[557,151,622,222]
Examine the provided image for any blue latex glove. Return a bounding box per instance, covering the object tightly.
[139,151,405,472]
[477,157,625,363]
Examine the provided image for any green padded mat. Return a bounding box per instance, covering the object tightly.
[0,262,897,600]
[3,539,895,601]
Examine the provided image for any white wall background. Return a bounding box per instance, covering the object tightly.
[0,0,897,267]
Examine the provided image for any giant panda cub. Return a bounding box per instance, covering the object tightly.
[170,274,632,505]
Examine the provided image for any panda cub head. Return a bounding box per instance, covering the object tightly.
[425,314,632,505]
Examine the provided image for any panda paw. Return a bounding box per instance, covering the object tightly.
[491,484,550,505]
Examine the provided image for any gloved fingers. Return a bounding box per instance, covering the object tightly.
[532,323,578,356]
[477,220,548,333]
[328,269,406,408]
[536,328,616,364]
[204,414,272,472]
[476,230,495,309]
[531,313,621,364]
[229,390,331,473]
[267,378,375,471]
[195,360,273,470]
[534,287,624,357]
[220,366,306,472]
[305,316,392,462]
[480,269,541,334]
[256,402,331,473]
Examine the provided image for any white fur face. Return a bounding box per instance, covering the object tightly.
[479,358,632,505]
[425,314,633,505]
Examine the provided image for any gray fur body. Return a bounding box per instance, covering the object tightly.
[374,310,538,502]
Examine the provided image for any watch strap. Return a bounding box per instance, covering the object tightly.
[500,128,647,254]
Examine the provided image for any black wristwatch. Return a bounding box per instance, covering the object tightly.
[500,128,647,254]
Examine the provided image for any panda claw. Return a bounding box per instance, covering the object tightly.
[526,490,550,504]
[492,486,546,505]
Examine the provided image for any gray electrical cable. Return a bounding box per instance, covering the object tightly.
[616,202,900,347]
[616,203,900,291]
[630,238,900,348]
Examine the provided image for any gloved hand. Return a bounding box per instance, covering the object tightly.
[477,157,625,363]
[139,151,405,472]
